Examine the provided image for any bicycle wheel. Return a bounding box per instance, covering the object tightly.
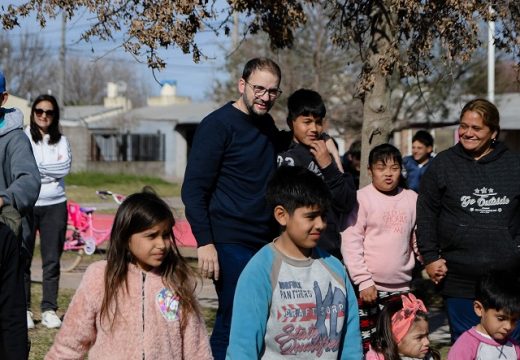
[83,237,97,256]
[61,248,84,272]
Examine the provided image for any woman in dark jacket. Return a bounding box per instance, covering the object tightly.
[416,98,520,343]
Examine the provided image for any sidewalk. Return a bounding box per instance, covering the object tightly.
[428,308,451,345]
[30,246,218,309]
[31,196,217,307]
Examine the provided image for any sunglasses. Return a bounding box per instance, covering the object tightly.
[34,108,55,117]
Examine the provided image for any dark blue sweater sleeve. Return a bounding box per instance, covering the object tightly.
[181,116,228,247]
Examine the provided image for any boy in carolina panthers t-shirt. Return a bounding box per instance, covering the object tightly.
[226,166,362,359]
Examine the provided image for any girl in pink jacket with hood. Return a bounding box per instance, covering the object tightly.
[46,191,212,360]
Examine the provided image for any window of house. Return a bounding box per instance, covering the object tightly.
[90,133,165,161]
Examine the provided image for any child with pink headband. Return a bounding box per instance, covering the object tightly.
[366,293,440,360]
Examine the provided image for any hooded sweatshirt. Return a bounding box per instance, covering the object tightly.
[46,261,213,360]
[0,107,39,360]
[0,107,40,215]
[24,127,71,206]
[416,142,520,298]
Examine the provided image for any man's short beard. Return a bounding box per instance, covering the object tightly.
[244,93,269,117]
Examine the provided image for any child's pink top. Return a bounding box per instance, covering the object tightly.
[448,327,520,359]
[341,184,418,292]
[45,261,212,360]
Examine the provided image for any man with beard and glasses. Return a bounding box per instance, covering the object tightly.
[181,57,285,359]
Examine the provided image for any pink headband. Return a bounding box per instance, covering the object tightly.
[391,293,427,343]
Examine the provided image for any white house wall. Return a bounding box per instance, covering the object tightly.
[174,130,187,180]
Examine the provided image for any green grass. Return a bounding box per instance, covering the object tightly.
[65,172,180,203]
[440,346,450,358]
[28,284,75,360]
[201,307,217,333]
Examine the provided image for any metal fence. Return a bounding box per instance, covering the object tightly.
[90,133,165,162]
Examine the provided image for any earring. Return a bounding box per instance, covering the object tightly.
[491,138,497,146]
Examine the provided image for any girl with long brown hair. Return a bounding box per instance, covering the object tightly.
[46,191,212,359]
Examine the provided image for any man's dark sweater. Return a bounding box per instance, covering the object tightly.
[417,142,520,298]
[182,102,282,249]
[277,141,357,259]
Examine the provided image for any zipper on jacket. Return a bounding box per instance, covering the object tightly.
[142,272,146,360]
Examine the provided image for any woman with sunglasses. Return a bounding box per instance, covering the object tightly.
[22,94,71,330]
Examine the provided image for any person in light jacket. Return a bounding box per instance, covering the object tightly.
[22,94,72,330]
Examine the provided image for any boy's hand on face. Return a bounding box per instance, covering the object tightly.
[360,285,378,304]
[198,243,220,280]
[325,138,345,172]
[310,140,332,169]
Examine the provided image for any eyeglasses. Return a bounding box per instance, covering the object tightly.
[34,108,55,117]
[245,81,282,99]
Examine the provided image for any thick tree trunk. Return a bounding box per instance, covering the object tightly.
[359,54,392,187]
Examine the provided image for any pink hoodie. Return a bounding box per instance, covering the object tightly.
[46,261,213,360]
[341,184,418,292]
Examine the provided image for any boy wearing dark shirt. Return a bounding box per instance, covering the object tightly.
[277,89,356,260]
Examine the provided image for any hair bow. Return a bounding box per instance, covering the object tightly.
[391,293,427,343]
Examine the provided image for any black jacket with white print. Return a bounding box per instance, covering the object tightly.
[416,141,520,298]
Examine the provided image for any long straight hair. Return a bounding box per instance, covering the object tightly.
[100,190,200,331]
[30,94,62,144]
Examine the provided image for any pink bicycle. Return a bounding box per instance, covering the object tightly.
[61,190,124,272]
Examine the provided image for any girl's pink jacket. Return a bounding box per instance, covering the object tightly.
[45,261,213,360]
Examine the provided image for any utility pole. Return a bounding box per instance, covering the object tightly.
[232,11,238,48]
[1,47,8,72]
[487,5,495,104]
[58,11,66,108]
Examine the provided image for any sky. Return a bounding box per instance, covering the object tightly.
[6,4,232,101]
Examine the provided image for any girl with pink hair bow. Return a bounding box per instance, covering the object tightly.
[366,293,441,360]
